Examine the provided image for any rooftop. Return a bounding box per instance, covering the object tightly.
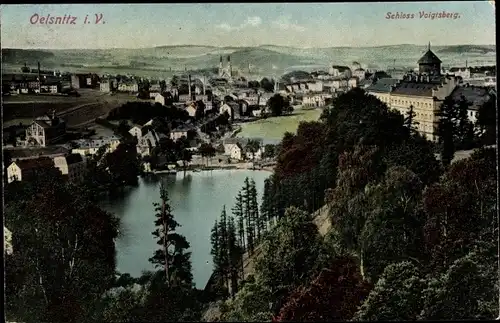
[14,157,54,170]
[391,81,437,97]
[65,153,84,165]
[366,78,400,93]
[418,46,442,65]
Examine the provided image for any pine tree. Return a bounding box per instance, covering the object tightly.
[232,191,246,252]
[217,206,230,292]
[210,220,221,278]
[249,178,264,241]
[404,105,419,134]
[149,180,193,287]
[227,216,243,299]
[242,177,255,254]
[261,177,278,227]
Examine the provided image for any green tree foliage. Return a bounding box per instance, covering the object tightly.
[275,256,371,322]
[255,207,324,297]
[107,102,190,126]
[354,261,427,321]
[267,94,287,117]
[360,166,427,282]
[262,144,277,159]
[422,147,497,272]
[4,171,119,322]
[437,95,475,166]
[220,279,273,322]
[149,181,193,287]
[476,93,496,145]
[260,77,274,92]
[211,207,244,300]
[419,247,497,320]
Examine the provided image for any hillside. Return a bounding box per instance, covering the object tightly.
[437,45,496,54]
[2,44,496,77]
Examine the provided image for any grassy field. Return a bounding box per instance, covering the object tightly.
[238,108,322,142]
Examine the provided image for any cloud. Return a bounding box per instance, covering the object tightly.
[215,16,262,31]
[216,23,233,31]
[243,16,262,27]
[272,16,306,32]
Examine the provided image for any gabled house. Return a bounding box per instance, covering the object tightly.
[129,126,143,139]
[25,112,66,147]
[186,103,197,118]
[137,129,161,157]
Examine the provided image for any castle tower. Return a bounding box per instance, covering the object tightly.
[227,55,232,78]
[418,42,442,76]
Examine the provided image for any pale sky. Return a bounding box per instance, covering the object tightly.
[0,2,496,49]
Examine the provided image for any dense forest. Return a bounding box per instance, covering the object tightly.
[4,87,497,322]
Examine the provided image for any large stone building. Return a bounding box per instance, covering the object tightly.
[367,44,459,141]
[218,55,233,80]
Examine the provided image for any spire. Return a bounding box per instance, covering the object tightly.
[428,42,431,51]
[220,55,222,63]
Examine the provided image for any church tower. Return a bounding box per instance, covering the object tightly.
[418,42,442,76]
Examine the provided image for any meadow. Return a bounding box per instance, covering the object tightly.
[237,108,322,143]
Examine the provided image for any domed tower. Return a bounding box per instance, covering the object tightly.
[418,42,442,76]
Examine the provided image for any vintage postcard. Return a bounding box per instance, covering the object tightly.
[2,2,497,322]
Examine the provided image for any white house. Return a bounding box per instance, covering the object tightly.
[245,147,264,160]
[252,109,262,117]
[4,226,13,255]
[186,103,197,117]
[53,154,86,183]
[170,128,189,141]
[219,103,233,118]
[448,67,471,79]
[100,81,111,92]
[348,77,358,89]
[129,126,143,139]
[71,136,121,157]
[224,143,243,160]
[118,81,139,93]
[155,94,166,106]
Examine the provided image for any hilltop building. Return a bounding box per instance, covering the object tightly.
[367,43,460,141]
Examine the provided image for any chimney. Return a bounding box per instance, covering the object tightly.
[188,74,192,100]
[37,62,41,91]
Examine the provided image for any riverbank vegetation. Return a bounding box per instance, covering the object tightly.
[4,87,497,322]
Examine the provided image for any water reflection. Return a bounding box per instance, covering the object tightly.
[101,170,270,288]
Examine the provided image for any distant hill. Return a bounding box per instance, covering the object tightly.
[1,48,55,64]
[437,45,496,54]
[2,44,496,77]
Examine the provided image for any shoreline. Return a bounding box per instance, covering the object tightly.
[149,164,274,175]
